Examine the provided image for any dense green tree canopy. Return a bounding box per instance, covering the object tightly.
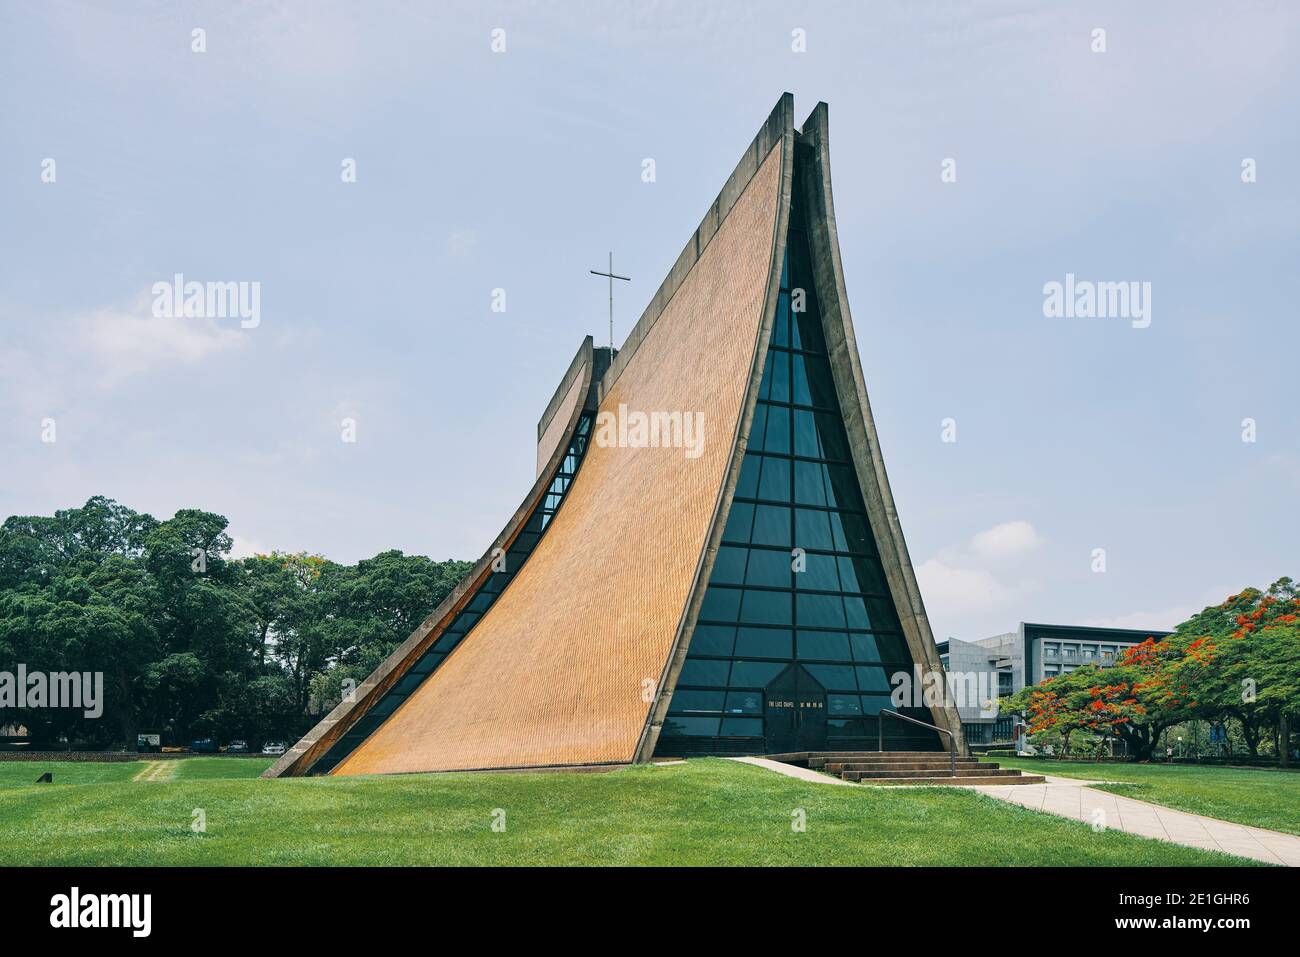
[0,497,470,748]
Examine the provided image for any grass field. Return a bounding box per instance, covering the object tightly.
[0,757,1264,866]
[996,758,1300,837]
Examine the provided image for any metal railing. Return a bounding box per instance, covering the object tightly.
[878,709,957,777]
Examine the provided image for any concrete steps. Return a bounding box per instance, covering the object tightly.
[771,751,1046,787]
[822,759,992,773]
[844,773,1046,786]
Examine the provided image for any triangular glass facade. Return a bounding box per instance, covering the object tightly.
[656,190,941,755]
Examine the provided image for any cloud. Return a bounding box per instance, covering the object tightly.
[1078,585,1240,634]
[229,535,272,559]
[446,229,479,258]
[78,291,246,384]
[916,520,1043,628]
[916,558,1014,616]
[1077,607,1188,633]
[969,519,1041,558]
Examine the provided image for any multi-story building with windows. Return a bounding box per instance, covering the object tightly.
[936,623,1172,745]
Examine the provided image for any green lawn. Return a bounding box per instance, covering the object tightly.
[0,757,1264,866]
[0,756,271,787]
[997,758,1300,836]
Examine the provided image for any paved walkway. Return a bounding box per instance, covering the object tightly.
[131,760,179,782]
[968,774,1300,866]
[730,758,1300,865]
[729,755,854,785]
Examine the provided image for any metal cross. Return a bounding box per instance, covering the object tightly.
[589,252,630,356]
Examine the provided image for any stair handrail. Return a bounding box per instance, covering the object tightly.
[878,709,957,777]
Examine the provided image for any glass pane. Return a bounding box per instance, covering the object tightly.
[843,595,872,629]
[824,464,862,511]
[797,552,841,590]
[690,625,736,657]
[827,718,867,737]
[856,666,894,693]
[794,508,834,550]
[724,690,764,715]
[739,589,792,626]
[797,592,847,628]
[667,690,725,713]
[793,460,828,506]
[837,555,888,595]
[830,511,873,554]
[721,502,754,544]
[662,716,721,736]
[827,693,862,716]
[815,412,849,459]
[735,453,760,498]
[433,630,464,653]
[744,548,791,588]
[407,653,442,677]
[760,404,790,453]
[860,695,890,716]
[854,631,908,660]
[793,409,821,457]
[699,586,741,622]
[804,664,857,690]
[734,626,793,658]
[751,505,791,547]
[771,293,790,347]
[797,630,852,661]
[757,456,791,502]
[790,352,813,406]
[465,590,494,613]
[767,349,790,403]
[803,353,838,408]
[729,660,788,687]
[849,632,884,662]
[793,304,826,354]
[677,659,730,687]
[845,596,901,631]
[711,545,747,585]
[720,717,763,737]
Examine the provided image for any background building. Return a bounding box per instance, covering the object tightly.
[937,623,1172,746]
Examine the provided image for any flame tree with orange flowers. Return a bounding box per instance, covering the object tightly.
[1001,578,1299,762]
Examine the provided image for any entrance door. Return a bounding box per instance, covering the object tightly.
[764,664,827,753]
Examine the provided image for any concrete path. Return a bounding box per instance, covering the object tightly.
[967,774,1300,866]
[728,755,853,785]
[730,757,1300,865]
[132,761,178,782]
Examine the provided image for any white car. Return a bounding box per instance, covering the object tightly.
[261,742,286,756]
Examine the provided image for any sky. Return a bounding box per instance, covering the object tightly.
[0,1,1296,643]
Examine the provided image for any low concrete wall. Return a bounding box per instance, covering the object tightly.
[0,751,266,762]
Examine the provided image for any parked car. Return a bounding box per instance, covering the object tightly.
[190,738,218,753]
[227,740,249,753]
[261,741,286,756]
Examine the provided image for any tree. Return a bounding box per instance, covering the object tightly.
[1,497,474,747]
[1002,578,1299,762]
